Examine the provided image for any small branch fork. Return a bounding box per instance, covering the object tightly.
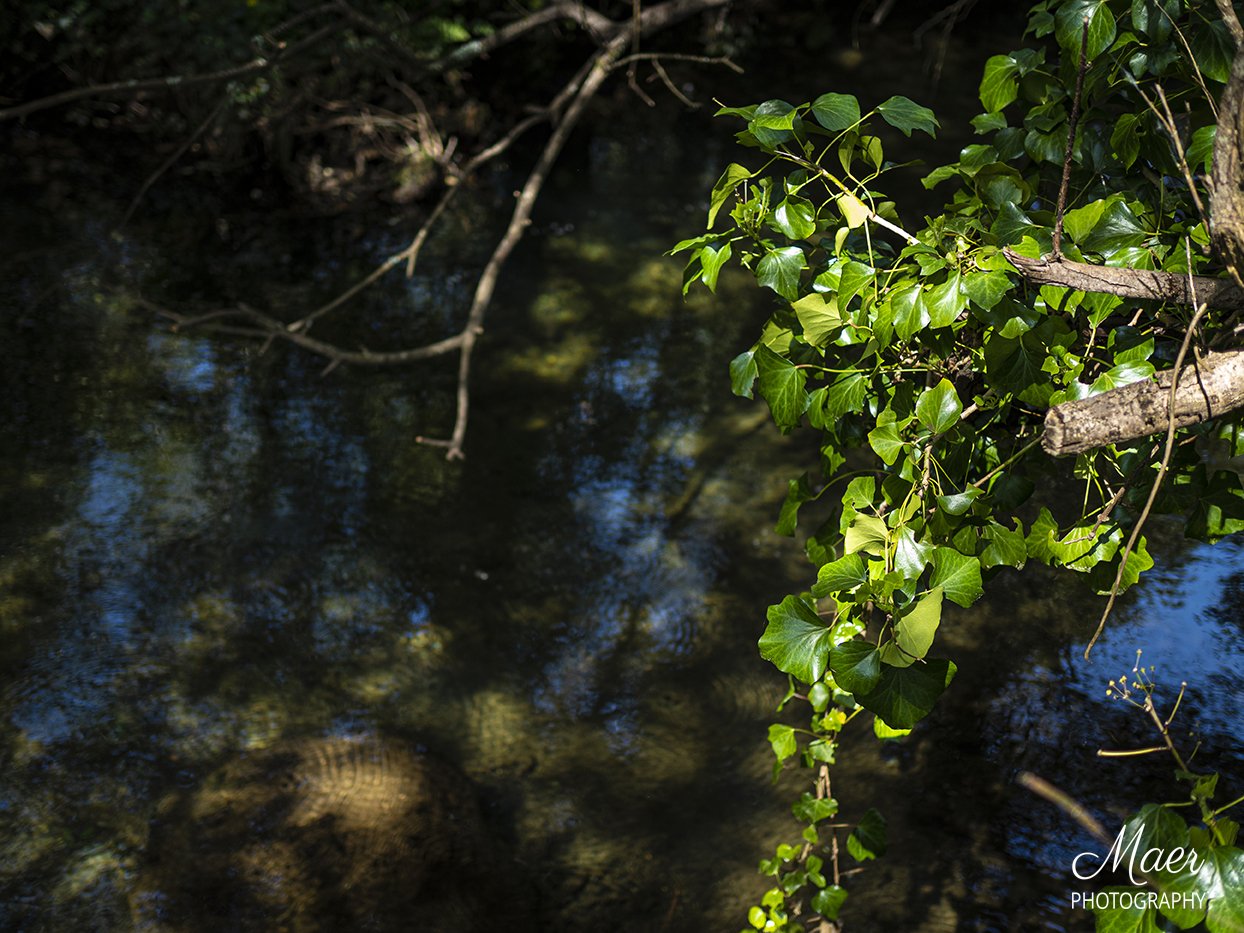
[110,0,732,461]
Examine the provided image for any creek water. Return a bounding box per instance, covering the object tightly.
[3,19,1244,933]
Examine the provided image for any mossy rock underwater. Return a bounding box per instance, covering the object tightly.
[133,734,531,932]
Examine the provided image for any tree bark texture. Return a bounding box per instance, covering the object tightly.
[1003,249,1244,311]
[1042,349,1244,456]
[1212,47,1244,293]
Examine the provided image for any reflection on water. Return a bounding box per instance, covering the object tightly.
[3,117,1244,933]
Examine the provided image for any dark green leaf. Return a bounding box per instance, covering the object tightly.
[755,344,809,431]
[829,641,883,696]
[1080,200,1147,256]
[776,471,816,536]
[1191,18,1234,83]
[759,595,832,683]
[854,658,957,729]
[822,371,868,421]
[838,260,876,308]
[971,111,1008,134]
[811,886,849,920]
[1111,113,1142,169]
[792,792,839,824]
[848,808,888,861]
[876,96,939,137]
[729,349,757,399]
[749,99,800,147]
[1056,0,1117,59]
[810,93,861,132]
[937,487,982,516]
[925,270,967,328]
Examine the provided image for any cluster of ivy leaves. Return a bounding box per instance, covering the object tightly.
[673,0,1244,929]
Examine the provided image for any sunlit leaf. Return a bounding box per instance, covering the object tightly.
[916,378,963,434]
[793,293,841,348]
[812,552,867,597]
[759,595,832,683]
[757,246,806,300]
[929,547,983,606]
[774,195,817,240]
[810,93,861,131]
[876,96,939,137]
[880,587,943,667]
[844,514,888,556]
[729,349,757,398]
[709,163,752,228]
[980,55,1020,112]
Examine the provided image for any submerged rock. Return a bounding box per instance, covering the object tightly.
[135,734,527,932]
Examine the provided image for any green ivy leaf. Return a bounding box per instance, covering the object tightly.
[867,419,905,465]
[1089,360,1155,395]
[971,111,1008,134]
[962,270,1013,310]
[749,98,800,147]
[890,282,930,342]
[774,195,817,240]
[929,547,983,606]
[757,246,806,300]
[1081,200,1147,256]
[845,514,888,556]
[916,378,964,434]
[1110,113,1142,169]
[925,270,967,328]
[822,371,868,421]
[729,349,757,398]
[854,658,957,729]
[876,96,939,137]
[830,641,883,695]
[1191,18,1235,84]
[1055,0,1117,59]
[709,163,752,228]
[936,487,982,516]
[836,192,870,229]
[893,526,934,580]
[847,808,888,861]
[768,723,797,760]
[980,520,1027,570]
[880,586,943,667]
[792,792,839,824]
[792,293,842,348]
[759,595,832,684]
[811,886,849,920]
[812,552,867,597]
[979,55,1020,112]
[700,241,732,292]
[755,344,809,431]
[776,471,816,536]
[810,92,861,131]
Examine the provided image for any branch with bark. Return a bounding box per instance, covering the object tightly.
[106,0,732,461]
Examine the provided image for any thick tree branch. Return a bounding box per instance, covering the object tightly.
[1003,249,1244,311]
[1212,46,1244,294]
[1042,348,1244,457]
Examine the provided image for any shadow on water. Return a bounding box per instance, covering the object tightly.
[3,16,1244,933]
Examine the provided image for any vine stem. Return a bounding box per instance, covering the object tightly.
[1051,15,1090,259]
[1084,242,1208,658]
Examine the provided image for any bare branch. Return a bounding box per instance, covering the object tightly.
[0,18,348,122]
[118,97,228,230]
[1004,249,1244,310]
[141,298,466,364]
[612,51,743,72]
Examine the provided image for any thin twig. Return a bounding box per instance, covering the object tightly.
[1149,83,1209,231]
[117,97,228,230]
[649,59,699,107]
[1052,16,1090,259]
[612,51,743,72]
[970,436,1041,488]
[0,18,348,122]
[1085,245,1208,658]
